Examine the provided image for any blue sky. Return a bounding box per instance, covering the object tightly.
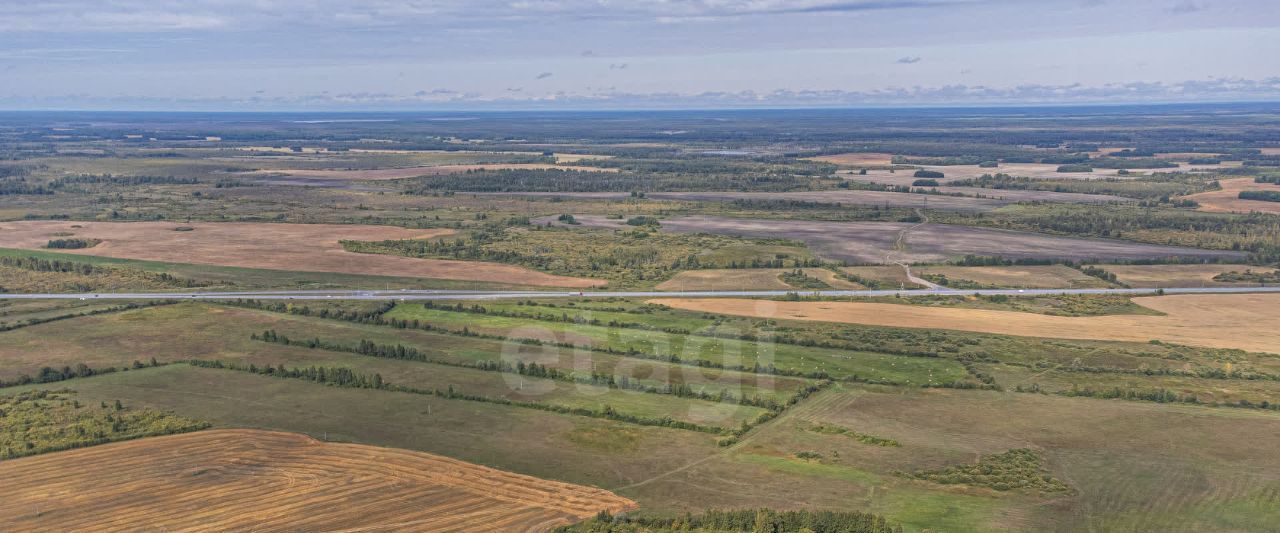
[1,0,1278,109]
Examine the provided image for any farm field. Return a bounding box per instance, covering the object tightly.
[250,162,616,181]
[489,190,1011,211]
[0,302,810,404]
[1103,264,1280,288]
[0,429,634,532]
[5,106,1280,531]
[0,248,537,291]
[656,268,865,291]
[728,384,1280,531]
[554,214,1245,264]
[911,265,1114,289]
[1183,177,1280,215]
[384,303,971,384]
[3,365,725,492]
[805,152,895,166]
[651,293,1280,353]
[0,220,598,288]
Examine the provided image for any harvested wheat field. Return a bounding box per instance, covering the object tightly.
[0,221,599,288]
[255,163,616,181]
[1183,177,1280,215]
[0,429,634,532]
[1103,264,1279,288]
[650,293,1280,353]
[912,265,1114,289]
[804,152,894,166]
[656,268,864,291]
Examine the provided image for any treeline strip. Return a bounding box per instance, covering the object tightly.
[0,358,168,389]
[250,330,784,410]
[1045,385,1280,411]
[185,360,726,434]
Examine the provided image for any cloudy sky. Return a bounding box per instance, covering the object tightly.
[1,0,1278,109]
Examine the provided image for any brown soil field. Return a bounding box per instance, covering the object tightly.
[656,268,864,291]
[649,293,1280,353]
[559,215,1243,264]
[0,429,634,532]
[1183,177,1280,215]
[1103,264,1280,288]
[0,221,599,288]
[255,163,616,181]
[913,265,1112,289]
[804,152,894,166]
[1259,148,1280,155]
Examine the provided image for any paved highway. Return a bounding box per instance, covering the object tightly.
[2,286,1278,301]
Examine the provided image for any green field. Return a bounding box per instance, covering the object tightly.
[384,304,969,384]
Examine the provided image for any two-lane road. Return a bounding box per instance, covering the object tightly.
[2,286,1278,301]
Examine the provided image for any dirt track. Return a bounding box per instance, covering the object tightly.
[650,293,1280,353]
[0,221,599,288]
[0,429,635,532]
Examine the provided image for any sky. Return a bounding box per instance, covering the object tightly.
[1,0,1278,110]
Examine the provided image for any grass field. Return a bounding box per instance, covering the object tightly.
[251,162,617,180]
[0,429,635,532]
[3,366,723,492]
[1103,264,1279,288]
[622,383,1280,531]
[0,303,790,426]
[652,293,1280,353]
[383,304,970,384]
[912,265,1113,289]
[656,268,866,291]
[558,214,1243,264]
[1184,177,1280,215]
[0,248,538,291]
[0,220,597,288]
